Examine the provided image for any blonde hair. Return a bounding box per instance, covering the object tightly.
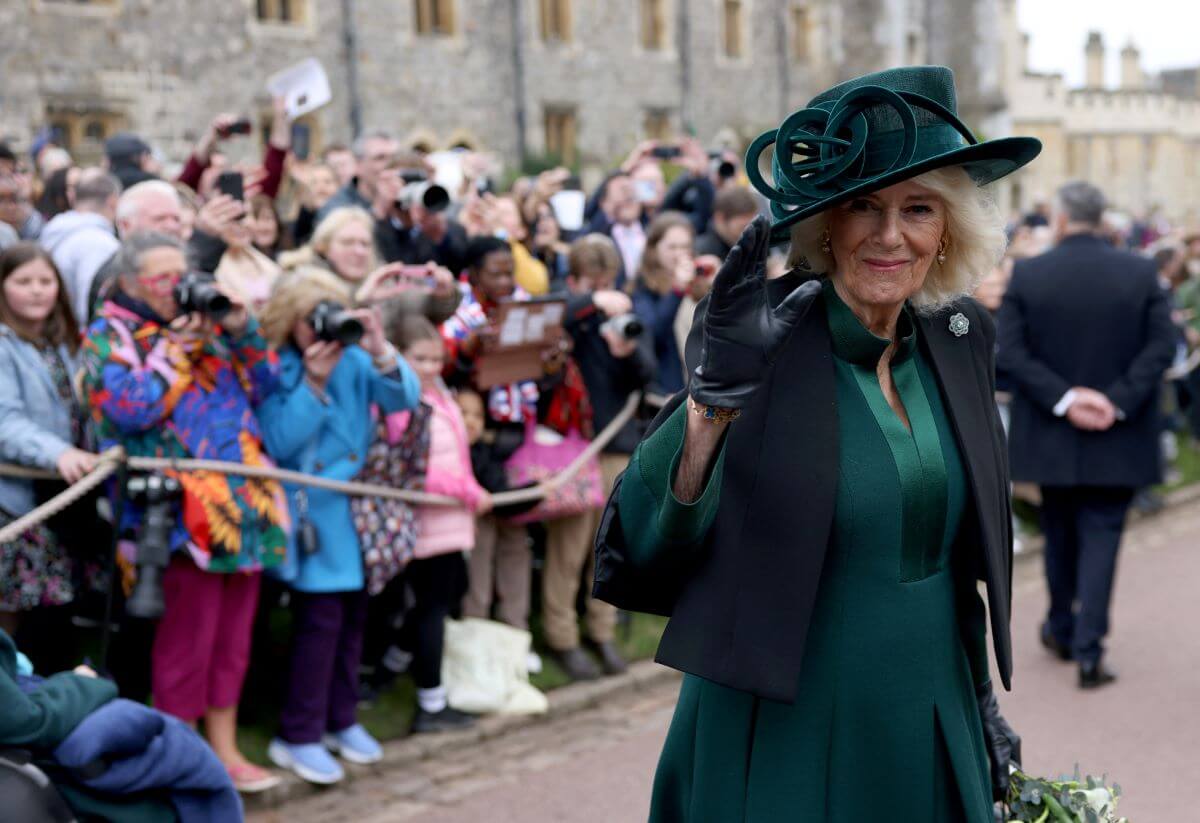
[278,206,378,275]
[259,265,355,348]
[787,166,1007,313]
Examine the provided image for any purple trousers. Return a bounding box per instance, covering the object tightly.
[278,588,369,743]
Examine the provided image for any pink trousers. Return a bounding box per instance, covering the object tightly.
[151,554,261,721]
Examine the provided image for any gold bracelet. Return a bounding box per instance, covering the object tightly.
[688,396,741,424]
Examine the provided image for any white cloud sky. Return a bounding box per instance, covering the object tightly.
[1017,0,1200,86]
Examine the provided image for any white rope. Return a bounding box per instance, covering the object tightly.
[0,393,644,545]
[0,448,123,545]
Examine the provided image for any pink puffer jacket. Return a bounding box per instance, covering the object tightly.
[387,384,485,558]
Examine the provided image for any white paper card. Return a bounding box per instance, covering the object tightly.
[549,190,586,231]
[266,58,332,120]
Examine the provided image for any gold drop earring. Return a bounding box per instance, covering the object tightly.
[936,238,948,264]
[820,228,832,254]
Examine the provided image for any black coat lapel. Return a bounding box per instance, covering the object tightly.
[918,305,1013,689]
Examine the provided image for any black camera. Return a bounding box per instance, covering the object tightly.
[124,473,182,620]
[174,272,232,322]
[600,313,645,340]
[309,300,364,347]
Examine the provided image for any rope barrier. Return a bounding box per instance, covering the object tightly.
[0,448,123,545]
[0,393,644,545]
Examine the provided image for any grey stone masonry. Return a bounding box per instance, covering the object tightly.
[1,1,1004,176]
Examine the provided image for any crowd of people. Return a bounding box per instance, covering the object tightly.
[0,94,1197,813]
[0,103,760,799]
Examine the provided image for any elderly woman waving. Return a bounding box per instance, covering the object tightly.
[594,67,1042,822]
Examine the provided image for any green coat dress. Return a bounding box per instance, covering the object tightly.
[622,282,994,822]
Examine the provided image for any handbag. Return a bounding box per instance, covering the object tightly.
[351,403,432,595]
[503,416,604,525]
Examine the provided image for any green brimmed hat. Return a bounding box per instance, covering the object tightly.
[746,65,1042,243]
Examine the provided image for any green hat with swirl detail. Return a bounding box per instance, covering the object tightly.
[746,66,1042,244]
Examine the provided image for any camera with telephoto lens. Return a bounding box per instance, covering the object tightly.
[600,313,645,341]
[173,272,232,322]
[397,180,450,213]
[124,473,182,620]
[308,300,364,347]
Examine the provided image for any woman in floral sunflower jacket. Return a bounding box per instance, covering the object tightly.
[81,232,287,794]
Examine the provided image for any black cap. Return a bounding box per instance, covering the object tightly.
[105,132,151,162]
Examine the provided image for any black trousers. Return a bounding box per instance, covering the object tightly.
[397,552,467,690]
[1040,485,1134,665]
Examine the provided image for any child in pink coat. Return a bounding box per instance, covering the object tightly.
[386,314,492,733]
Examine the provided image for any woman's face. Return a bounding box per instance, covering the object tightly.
[221,213,253,252]
[130,246,188,321]
[324,220,374,282]
[309,166,339,207]
[3,258,59,330]
[471,249,516,302]
[403,338,445,387]
[827,178,946,315]
[533,209,561,248]
[249,207,280,250]
[655,225,694,273]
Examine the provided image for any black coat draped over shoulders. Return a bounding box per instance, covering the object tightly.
[593,271,1015,703]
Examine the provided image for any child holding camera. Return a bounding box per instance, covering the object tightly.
[383,313,490,734]
[257,266,420,784]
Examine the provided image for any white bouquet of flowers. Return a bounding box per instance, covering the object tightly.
[1005,768,1128,822]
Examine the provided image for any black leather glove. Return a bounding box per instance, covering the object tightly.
[976,681,1022,802]
[690,216,822,409]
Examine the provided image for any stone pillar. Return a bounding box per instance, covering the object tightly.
[923,0,1009,134]
[1121,43,1143,91]
[832,0,906,80]
[1085,31,1105,89]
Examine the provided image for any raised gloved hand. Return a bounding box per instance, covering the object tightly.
[976,681,1022,802]
[689,216,822,410]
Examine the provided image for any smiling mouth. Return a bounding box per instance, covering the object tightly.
[863,259,909,272]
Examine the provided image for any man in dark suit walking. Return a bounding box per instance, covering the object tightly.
[998,181,1176,689]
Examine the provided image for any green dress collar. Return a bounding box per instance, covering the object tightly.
[822,277,918,367]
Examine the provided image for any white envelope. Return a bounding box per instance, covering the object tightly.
[266,58,332,120]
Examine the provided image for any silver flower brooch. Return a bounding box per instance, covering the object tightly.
[948,313,970,337]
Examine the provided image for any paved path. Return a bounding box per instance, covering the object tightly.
[254,499,1200,822]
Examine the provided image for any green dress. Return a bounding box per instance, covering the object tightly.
[622,281,993,822]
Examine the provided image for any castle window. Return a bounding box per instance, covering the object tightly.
[544,106,578,166]
[722,0,745,59]
[539,0,572,43]
[641,0,668,51]
[256,0,307,24]
[415,0,455,36]
[644,109,673,141]
[44,107,126,165]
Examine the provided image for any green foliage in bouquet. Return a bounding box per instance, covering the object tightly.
[1006,767,1127,823]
